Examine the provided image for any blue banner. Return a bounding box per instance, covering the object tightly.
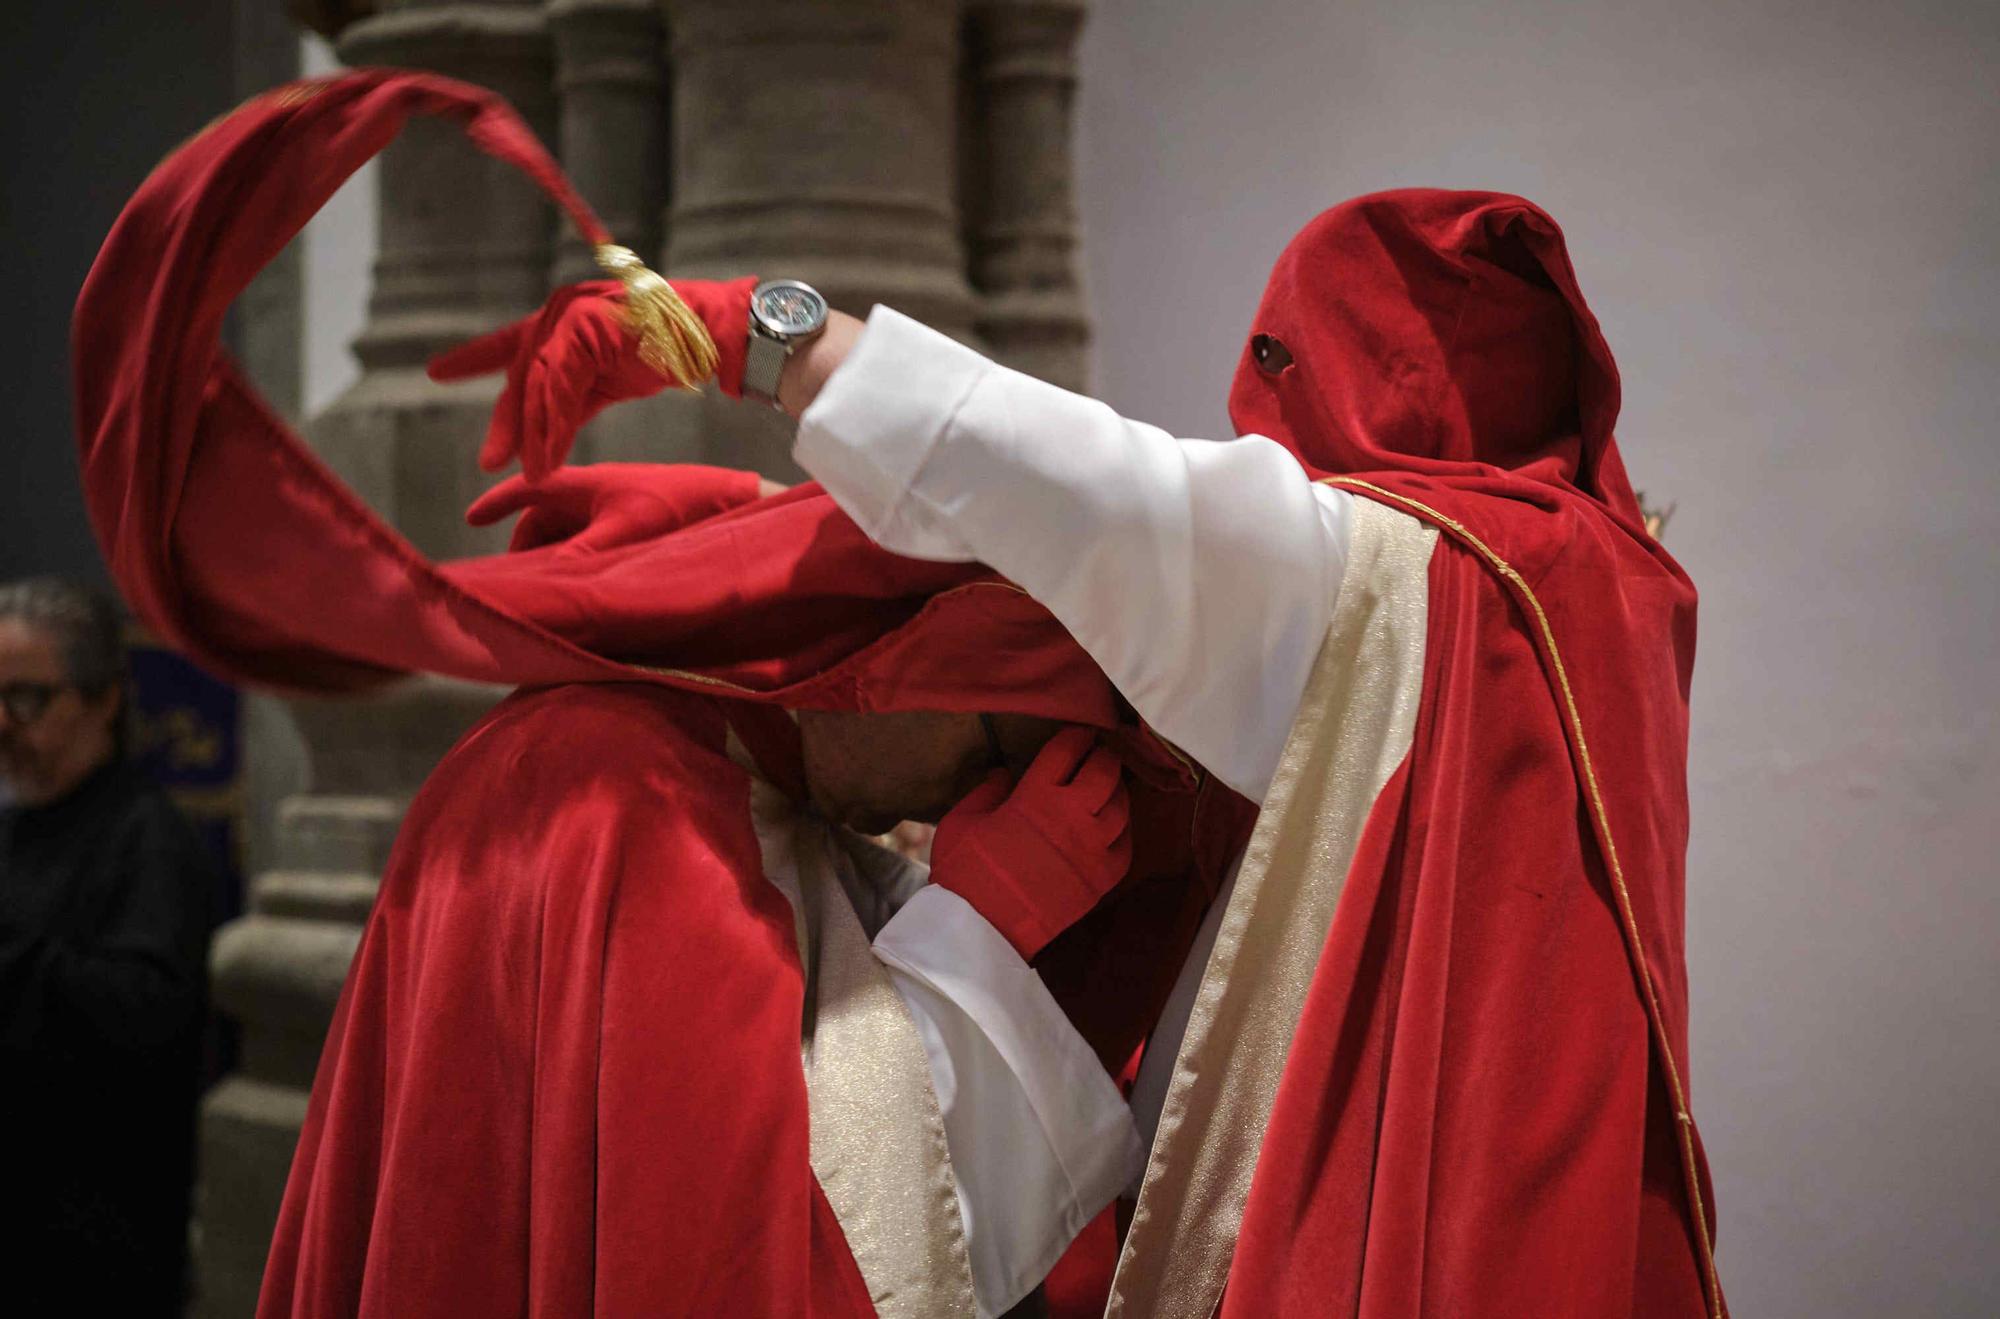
[127,628,244,922]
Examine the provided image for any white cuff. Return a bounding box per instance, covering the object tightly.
[794,304,993,556]
[875,885,1143,1316]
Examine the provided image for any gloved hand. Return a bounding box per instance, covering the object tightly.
[929,726,1133,961]
[427,275,758,482]
[465,462,766,555]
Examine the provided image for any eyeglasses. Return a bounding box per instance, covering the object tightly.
[0,682,65,725]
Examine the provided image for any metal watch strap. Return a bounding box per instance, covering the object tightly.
[743,329,791,407]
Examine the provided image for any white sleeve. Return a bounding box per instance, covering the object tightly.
[795,305,1351,802]
[873,885,1143,1319]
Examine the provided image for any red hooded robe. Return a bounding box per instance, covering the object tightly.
[1167,191,1723,1317]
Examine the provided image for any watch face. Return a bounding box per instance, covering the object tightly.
[753,280,827,337]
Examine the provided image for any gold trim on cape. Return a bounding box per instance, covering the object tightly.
[743,773,978,1319]
[1105,497,1438,1317]
[1322,477,1724,1318]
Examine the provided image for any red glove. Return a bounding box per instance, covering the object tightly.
[929,727,1133,961]
[465,462,765,554]
[426,276,758,482]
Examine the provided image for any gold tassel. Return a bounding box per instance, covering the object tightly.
[592,243,720,391]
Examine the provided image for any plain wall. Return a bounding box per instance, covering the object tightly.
[1075,1,1997,1314]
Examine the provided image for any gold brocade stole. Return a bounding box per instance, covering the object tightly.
[1105,497,1439,1317]
[743,775,979,1319]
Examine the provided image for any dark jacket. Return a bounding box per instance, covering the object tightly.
[0,759,215,1314]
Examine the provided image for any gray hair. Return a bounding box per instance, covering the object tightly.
[0,576,129,696]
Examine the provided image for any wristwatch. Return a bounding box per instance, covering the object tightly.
[743,278,830,408]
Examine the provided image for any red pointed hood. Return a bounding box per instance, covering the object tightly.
[1227,188,1644,529]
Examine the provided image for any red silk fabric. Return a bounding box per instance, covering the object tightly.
[1221,192,1721,1314]
[258,684,878,1317]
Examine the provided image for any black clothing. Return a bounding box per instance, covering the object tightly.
[1,759,215,1315]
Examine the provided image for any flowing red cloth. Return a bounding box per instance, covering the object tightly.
[69,70,1244,1316]
[70,68,1108,725]
[1219,191,1722,1315]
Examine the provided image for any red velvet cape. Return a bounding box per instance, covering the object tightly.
[1217,191,1723,1316]
[262,682,887,1315]
[70,71,1249,1315]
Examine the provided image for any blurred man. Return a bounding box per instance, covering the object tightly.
[0,577,215,1315]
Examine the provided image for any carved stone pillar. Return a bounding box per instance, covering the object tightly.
[961,0,1091,391]
[548,0,696,462]
[662,0,979,478]
[549,0,666,284]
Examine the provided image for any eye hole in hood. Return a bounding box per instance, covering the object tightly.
[1250,333,1293,375]
[1226,188,1639,527]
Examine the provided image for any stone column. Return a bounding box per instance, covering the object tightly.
[661,0,979,478]
[548,0,696,463]
[549,0,666,284]
[961,0,1091,391]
